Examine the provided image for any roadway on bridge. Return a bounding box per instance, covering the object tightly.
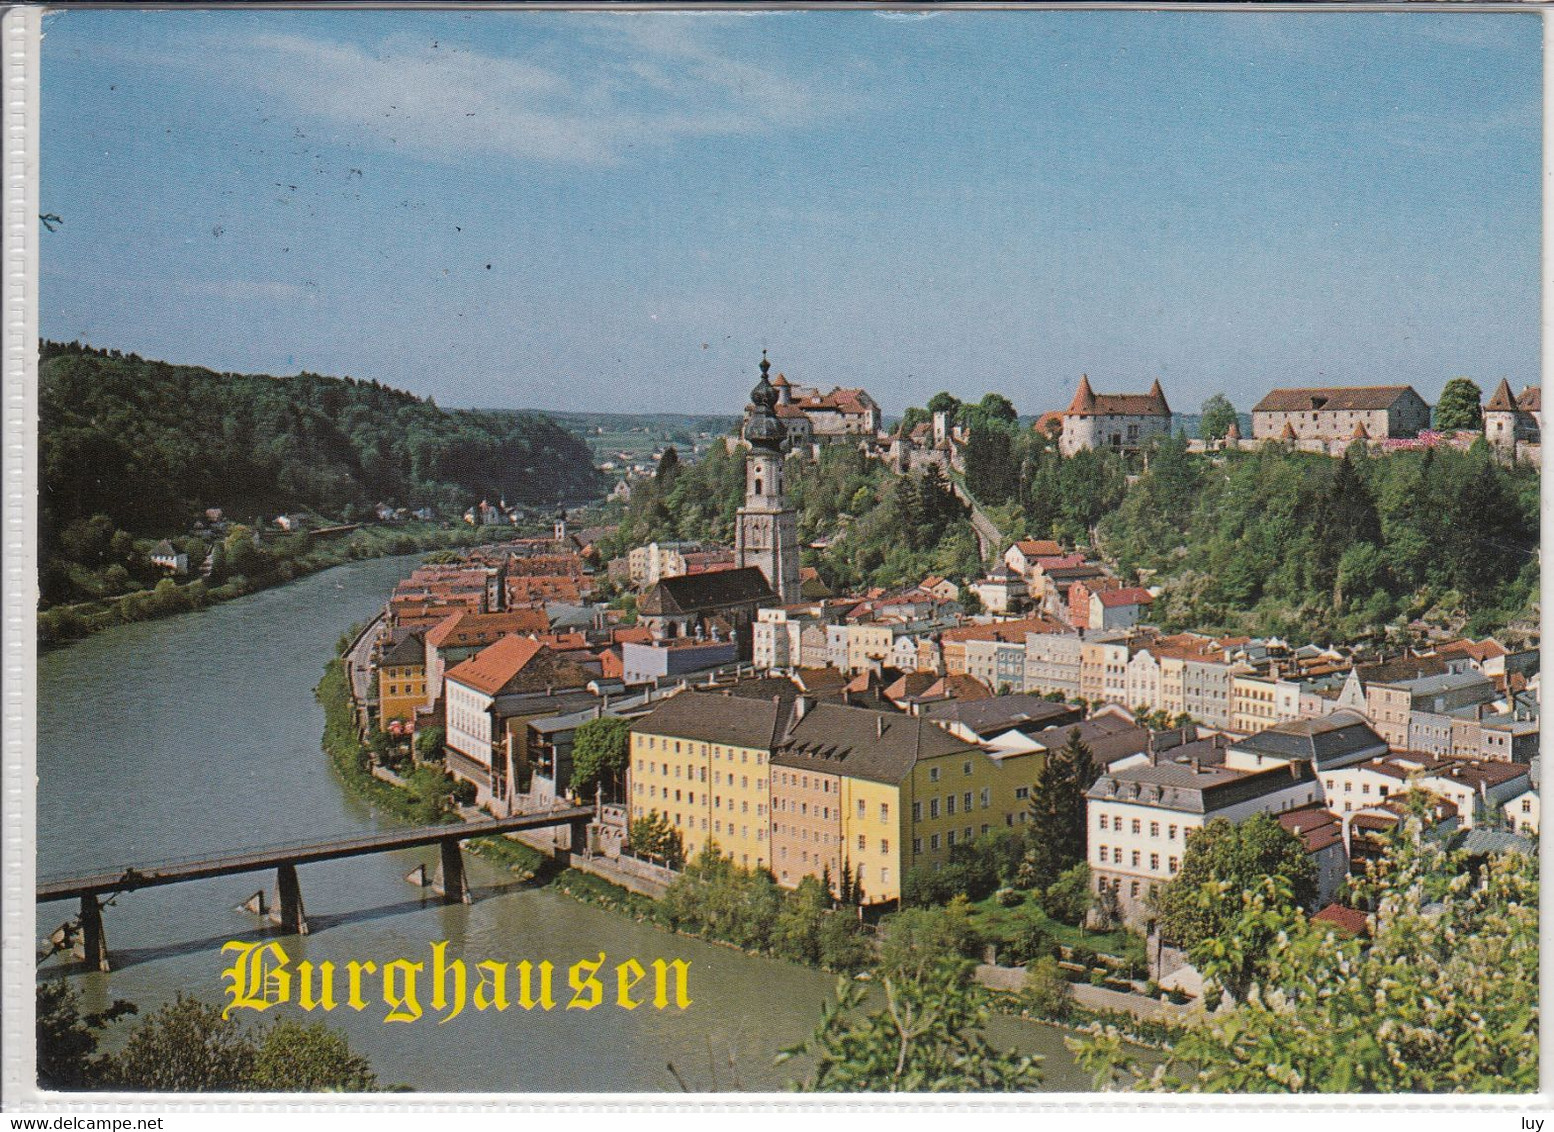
[37,807,594,903]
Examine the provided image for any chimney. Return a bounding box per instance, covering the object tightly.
[795,695,811,721]
[1190,756,1201,774]
[876,715,885,739]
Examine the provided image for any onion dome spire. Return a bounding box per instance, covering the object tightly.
[744,350,784,451]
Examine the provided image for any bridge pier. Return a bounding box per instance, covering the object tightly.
[569,816,592,858]
[272,863,309,936]
[432,839,470,905]
[75,896,110,972]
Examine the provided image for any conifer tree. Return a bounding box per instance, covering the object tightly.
[1023,729,1098,892]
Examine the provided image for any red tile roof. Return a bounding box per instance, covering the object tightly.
[1312,904,1369,937]
[1095,587,1154,608]
[446,636,548,696]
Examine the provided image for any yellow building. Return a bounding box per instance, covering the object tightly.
[766,702,1049,905]
[627,690,779,870]
[627,687,1051,906]
[377,629,427,725]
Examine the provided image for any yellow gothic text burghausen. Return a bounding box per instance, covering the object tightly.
[220,940,692,1024]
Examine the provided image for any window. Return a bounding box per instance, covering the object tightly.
[929,767,940,783]
[963,792,973,811]
[963,761,973,776]
[1099,814,1109,831]
[1150,853,1159,870]
[1131,880,1140,898]
[946,795,956,816]
[930,834,941,850]
[1168,856,1178,874]
[1131,850,1140,867]
[912,801,922,821]
[881,839,889,854]
[980,788,990,809]
[1344,782,1352,792]
[1014,786,1029,800]
[1112,847,1123,864]
[1169,824,1177,840]
[1362,783,1370,795]
[1149,822,1159,838]
[858,835,866,851]
[930,798,940,818]
[1524,799,1533,813]
[912,838,922,854]
[880,802,889,822]
[857,800,866,820]
[1098,843,1107,861]
[947,830,957,847]
[1131,819,1141,835]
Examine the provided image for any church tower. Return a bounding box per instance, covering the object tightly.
[736,352,802,606]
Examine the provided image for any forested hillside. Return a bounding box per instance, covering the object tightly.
[601,441,982,593]
[960,419,1540,644]
[40,341,605,544]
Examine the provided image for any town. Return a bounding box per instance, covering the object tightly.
[341,358,1540,1009]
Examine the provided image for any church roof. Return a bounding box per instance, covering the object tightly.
[639,566,775,616]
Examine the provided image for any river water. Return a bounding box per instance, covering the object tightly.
[36,556,1096,1093]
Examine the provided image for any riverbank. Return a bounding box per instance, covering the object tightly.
[38,521,504,647]
[318,650,1181,1061]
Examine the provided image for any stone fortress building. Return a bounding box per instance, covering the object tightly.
[1057,374,1173,456]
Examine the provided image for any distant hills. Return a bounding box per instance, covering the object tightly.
[39,341,606,546]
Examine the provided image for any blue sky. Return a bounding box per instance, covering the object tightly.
[40,10,1540,416]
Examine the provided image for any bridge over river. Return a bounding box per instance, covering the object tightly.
[38,807,594,972]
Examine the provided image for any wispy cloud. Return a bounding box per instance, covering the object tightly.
[211,17,854,167]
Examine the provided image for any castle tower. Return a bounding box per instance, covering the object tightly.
[736,352,802,605]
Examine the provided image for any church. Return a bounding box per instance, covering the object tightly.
[636,354,800,654]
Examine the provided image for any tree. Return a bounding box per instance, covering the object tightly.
[100,994,258,1092]
[1022,730,1098,892]
[1041,862,1094,926]
[569,715,630,800]
[878,898,978,982]
[250,1019,378,1092]
[1434,377,1483,432]
[414,725,445,761]
[1199,394,1237,441]
[629,810,685,868]
[1022,955,1072,1020]
[655,446,681,481]
[926,391,962,418]
[1074,819,1537,1092]
[779,957,1043,1092]
[37,982,136,1090]
[1151,813,1316,1000]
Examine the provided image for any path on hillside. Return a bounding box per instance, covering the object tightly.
[949,476,1006,562]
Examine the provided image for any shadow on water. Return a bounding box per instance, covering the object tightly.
[34,883,548,977]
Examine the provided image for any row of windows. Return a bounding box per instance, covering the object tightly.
[910,825,986,854]
[1097,874,1159,901]
[632,783,766,816]
[1097,815,1179,840]
[384,683,425,697]
[911,789,993,822]
[635,759,765,793]
[638,737,766,765]
[1096,845,1179,873]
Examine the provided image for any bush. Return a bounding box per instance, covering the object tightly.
[995,887,1023,907]
[1022,955,1071,1020]
[1043,863,1093,926]
[1004,919,1055,967]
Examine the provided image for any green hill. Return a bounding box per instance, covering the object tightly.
[40,341,604,539]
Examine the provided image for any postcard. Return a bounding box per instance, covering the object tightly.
[3,2,1544,1112]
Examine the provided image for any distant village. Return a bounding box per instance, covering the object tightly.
[344,360,1540,997]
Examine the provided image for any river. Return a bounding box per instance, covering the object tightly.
[36,555,1097,1092]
